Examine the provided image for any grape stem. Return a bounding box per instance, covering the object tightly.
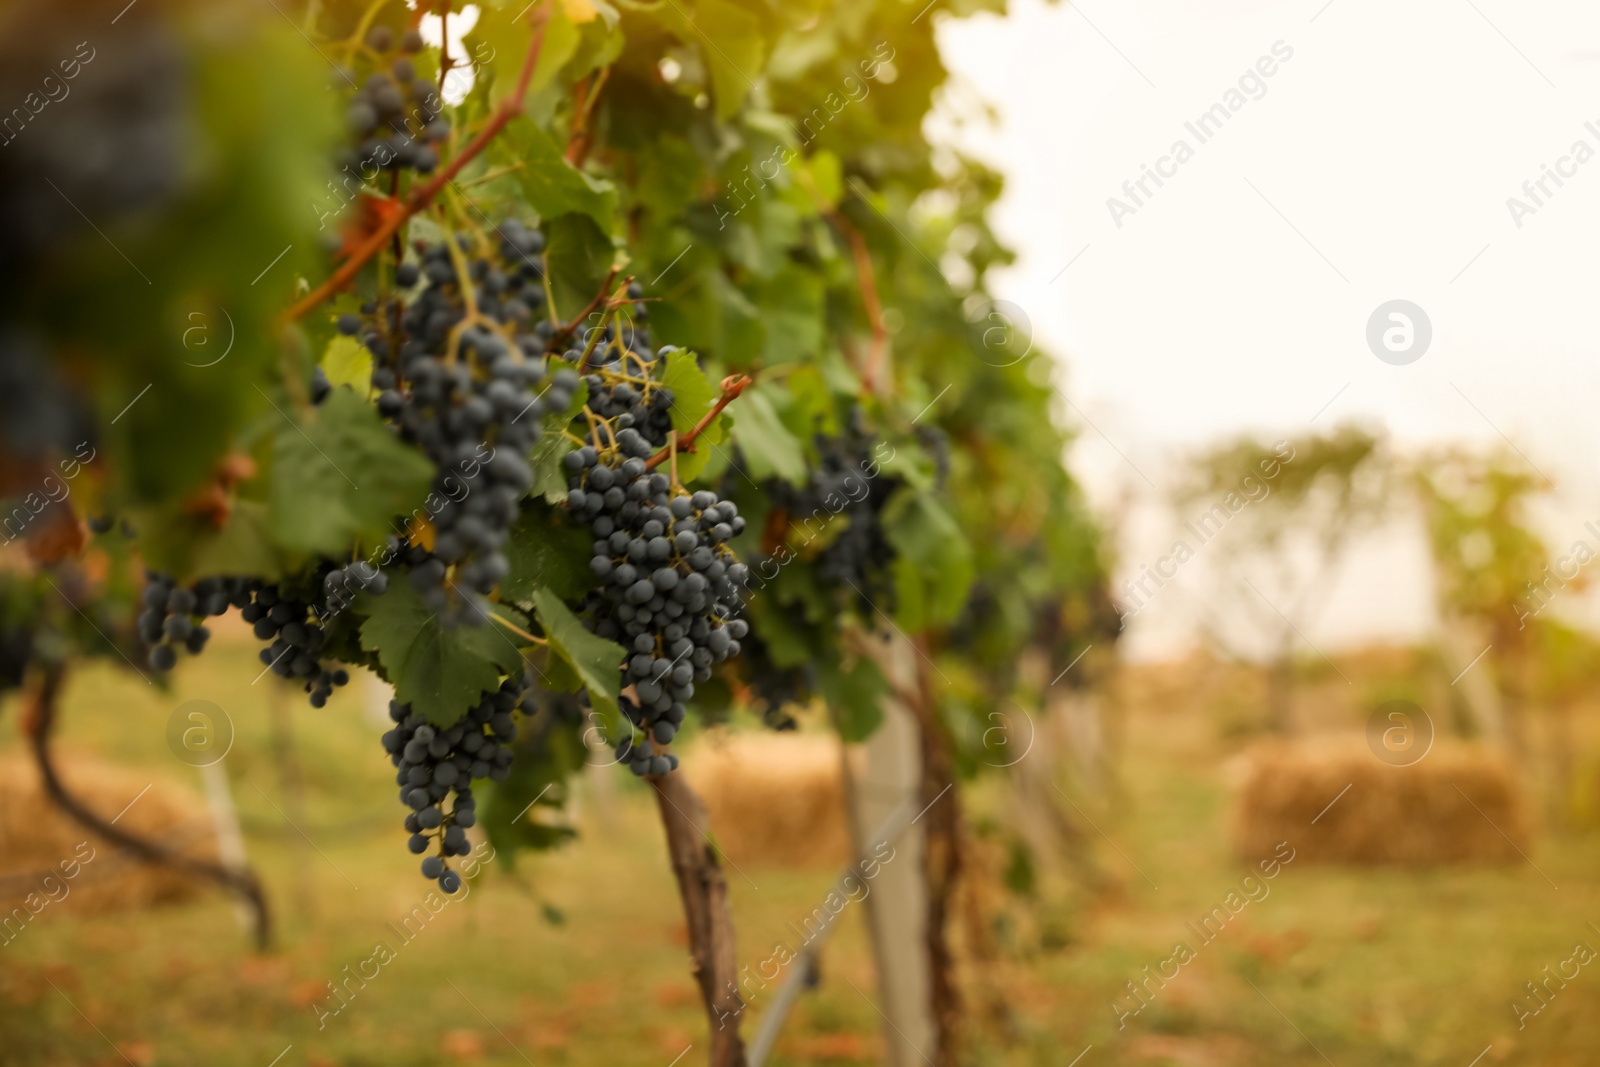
[283,1,552,324]
[456,162,525,190]
[564,65,611,167]
[490,611,548,646]
[341,0,393,62]
[438,1,451,87]
[559,267,624,343]
[580,405,618,458]
[840,221,888,394]
[573,298,616,371]
[644,375,752,471]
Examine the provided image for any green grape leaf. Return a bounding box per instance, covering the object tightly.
[564,3,627,82]
[729,385,806,486]
[320,335,371,391]
[805,150,843,207]
[759,267,824,364]
[653,270,764,368]
[882,489,974,630]
[688,429,730,484]
[358,582,530,728]
[480,707,586,870]
[57,23,336,504]
[530,587,623,722]
[530,433,576,504]
[747,584,820,668]
[503,503,597,605]
[762,551,835,624]
[544,212,615,324]
[529,360,588,503]
[267,389,434,557]
[677,0,766,120]
[819,653,887,743]
[501,118,617,230]
[537,644,584,693]
[660,349,717,434]
[672,418,726,484]
[783,364,840,443]
[130,501,282,582]
[659,349,726,482]
[468,0,581,104]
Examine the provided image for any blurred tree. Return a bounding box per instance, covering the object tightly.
[1173,426,1390,733]
[1527,621,1600,825]
[1412,450,1579,762]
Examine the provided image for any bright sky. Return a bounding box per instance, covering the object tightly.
[934,0,1600,657]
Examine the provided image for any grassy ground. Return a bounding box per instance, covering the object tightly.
[2,639,1598,1066]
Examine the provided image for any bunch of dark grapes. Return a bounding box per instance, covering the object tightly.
[576,345,676,448]
[807,435,901,609]
[136,561,387,706]
[564,426,750,776]
[352,228,552,623]
[137,572,236,672]
[537,276,669,434]
[381,679,519,892]
[339,26,447,178]
[235,560,390,706]
[737,632,807,730]
[746,416,903,616]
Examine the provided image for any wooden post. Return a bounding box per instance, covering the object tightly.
[843,633,939,1066]
[267,681,317,920]
[199,759,254,935]
[746,799,920,1066]
[1441,613,1505,745]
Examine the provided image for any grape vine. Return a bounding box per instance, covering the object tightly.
[0,4,1111,1058]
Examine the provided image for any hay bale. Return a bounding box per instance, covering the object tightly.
[1231,738,1531,866]
[684,733,849,868]
[0,753,219,920]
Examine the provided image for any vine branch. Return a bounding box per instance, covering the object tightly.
[284,3,552,324]
[795,170,889,394]
[644,375,752,470]
[910,634,963,1063]
[650,773,748,1067]
[839,218,888,394]
[26,664,274,950]
[559,267,624,340]
[564,65,610,168]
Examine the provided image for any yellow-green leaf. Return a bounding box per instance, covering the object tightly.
[321,335,371,391]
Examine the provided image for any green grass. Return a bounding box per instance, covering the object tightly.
[2,643,1598,1065]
